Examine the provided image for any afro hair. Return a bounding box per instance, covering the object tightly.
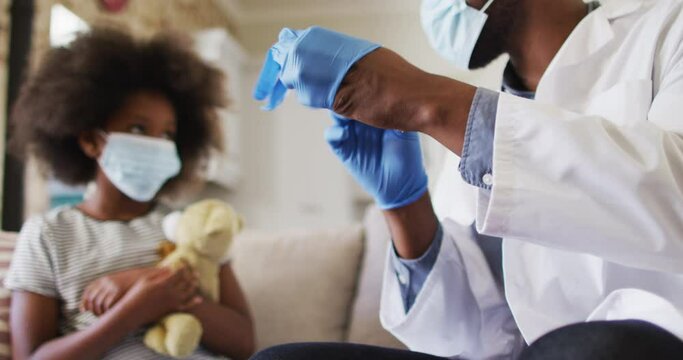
[10,27,227,196]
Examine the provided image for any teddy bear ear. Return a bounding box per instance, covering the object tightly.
[162,211,183,243]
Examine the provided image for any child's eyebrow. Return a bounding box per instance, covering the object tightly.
[129,114,177,128]
[129,114,152,123]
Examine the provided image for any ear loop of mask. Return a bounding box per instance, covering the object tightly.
[95,130,109,163]
[481,0,495,13]
[96,130,109,142]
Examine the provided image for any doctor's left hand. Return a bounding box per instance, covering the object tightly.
[326,113,428,210]
[253,26,380,111]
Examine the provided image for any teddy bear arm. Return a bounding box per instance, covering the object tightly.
[194,259,220,302]
[159,250,199,270]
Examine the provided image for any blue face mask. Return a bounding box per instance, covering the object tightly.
[98,132,182,202]
[421,0,496,69]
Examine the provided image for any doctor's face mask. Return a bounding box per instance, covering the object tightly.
[421,0,519,69]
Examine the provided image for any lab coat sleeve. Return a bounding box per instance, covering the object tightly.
[380,219,523,359]
[477,64,683,272]
[391,224,443,312]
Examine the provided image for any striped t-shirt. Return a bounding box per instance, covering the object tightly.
[5,205,226,359]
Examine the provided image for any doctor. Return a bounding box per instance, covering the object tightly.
[251,0,683,359]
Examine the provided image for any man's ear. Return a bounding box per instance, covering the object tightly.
[78,131,103,159]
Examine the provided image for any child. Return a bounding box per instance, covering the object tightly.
[5,28,255,360]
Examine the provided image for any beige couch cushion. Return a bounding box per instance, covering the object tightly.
[231,225,364,350]
[346,206,406,349]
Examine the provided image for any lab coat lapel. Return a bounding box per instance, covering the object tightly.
[535,0,644,106]
[599,0,645,19]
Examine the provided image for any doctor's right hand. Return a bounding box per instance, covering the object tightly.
[326,113,428,210]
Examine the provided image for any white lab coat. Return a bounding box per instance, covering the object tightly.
[380,0,683,358]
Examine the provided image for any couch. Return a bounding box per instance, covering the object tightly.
[0,206,405,358]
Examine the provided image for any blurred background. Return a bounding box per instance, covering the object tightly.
[0,0,506,232]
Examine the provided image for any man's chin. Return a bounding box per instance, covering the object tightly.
[467,24,507,69]
[468,49,506,70]
[468,0,519,70]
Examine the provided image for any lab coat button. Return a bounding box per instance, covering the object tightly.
[483,173,493,186]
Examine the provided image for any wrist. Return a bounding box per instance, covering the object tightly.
[383,192,439,259]
[111,289,160,330]
[418,77,476,156]
[113,266,151,280]
[184,295,208,316]
[117,267,152,291]
[100,299,144,334]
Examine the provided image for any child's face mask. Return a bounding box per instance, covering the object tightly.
[98,132,181,202]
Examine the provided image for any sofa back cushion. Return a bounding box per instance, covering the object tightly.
[231,225,364,350]
[0,232,16,360]
[346,206,406,349]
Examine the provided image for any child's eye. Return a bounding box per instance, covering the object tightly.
[130,124,146,135]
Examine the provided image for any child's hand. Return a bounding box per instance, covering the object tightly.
[117,265,202,326]
[81,267,156,316]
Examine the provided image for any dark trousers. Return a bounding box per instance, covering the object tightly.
[250,320,683,360]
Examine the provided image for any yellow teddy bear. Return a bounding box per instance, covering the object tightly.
[144,199,243,358]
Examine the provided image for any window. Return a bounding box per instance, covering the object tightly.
[49,4,89,47]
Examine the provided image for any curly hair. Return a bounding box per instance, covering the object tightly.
[10,27,226,197]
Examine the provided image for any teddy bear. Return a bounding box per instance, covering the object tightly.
[143,199,244,358]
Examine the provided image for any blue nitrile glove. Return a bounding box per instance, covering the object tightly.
[325,113,428,210]
[253,26,380,111]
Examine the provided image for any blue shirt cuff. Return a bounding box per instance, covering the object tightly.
[458,87,499,190]
[390,224,443,313]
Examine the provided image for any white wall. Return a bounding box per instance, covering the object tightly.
[224,2,506,230]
